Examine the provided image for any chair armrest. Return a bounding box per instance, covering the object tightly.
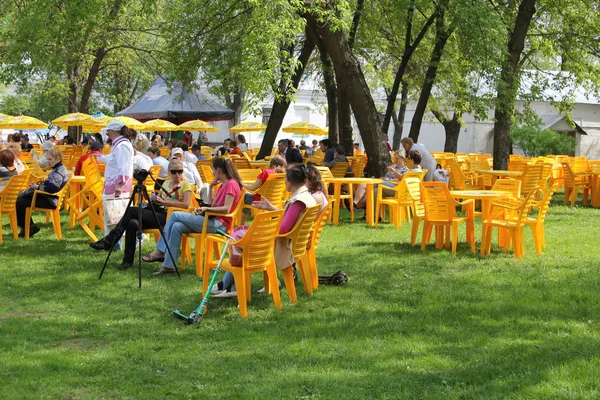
[31,189,59,204]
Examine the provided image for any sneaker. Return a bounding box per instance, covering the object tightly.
[257,280,282,293]
[210,284,226,295]
[213,290,237,298]
[29,225,41,238]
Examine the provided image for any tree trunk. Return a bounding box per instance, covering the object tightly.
[335,0,364,152]
[79,48,106,113]
[408,5,452,142]
[308,23,338,143]
[493,0,537,170]
[381,4,436,135]
[391,80,409,150]
[303,10,390,177]
[443,115,461,153]
[256,32,315,160]
[337,89,353,152]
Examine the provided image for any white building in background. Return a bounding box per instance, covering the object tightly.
[239,72,600,159]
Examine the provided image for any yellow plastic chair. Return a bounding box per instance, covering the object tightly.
[277,205,320,301]
[524,183,558,255]
[481,189,538,259]
[420,181,475,253]
[182,190,246,276]
[330,162,350,178]
[24,181,70,239]
[232,157,252,170]
[306,203,332,290]
[200,165,214,184]
[404,178,426,246]
[491,179,521,199]
[518,163,543,197]
[0,173,32,242]
[375,179,412,229]
[215,210,284,318]
[447,159,481,191]
[561,162,590,206]
[237,168,259,183]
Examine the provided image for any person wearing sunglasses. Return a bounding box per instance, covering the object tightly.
[89,159,192,270]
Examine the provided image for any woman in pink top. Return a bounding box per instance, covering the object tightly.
[212,165,316,297]
[144,158,242,275]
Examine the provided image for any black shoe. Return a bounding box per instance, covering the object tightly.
[29,225,41,238]
[117,262,132,270]
[18,228,25,238]
[90,239,110,251]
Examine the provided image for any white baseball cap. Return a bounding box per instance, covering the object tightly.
[102,120,125,133]
[171,148,184,157]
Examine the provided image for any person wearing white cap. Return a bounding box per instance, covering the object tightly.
[34,140,55,168]
[170,147,208,201]
[95,120,136,248]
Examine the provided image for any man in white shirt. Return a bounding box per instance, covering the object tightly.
[400,137,436,181]
[180,142,198,164]
[133,149,153,171]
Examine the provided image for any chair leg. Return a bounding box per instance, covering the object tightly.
[52,210,62,239]
[421,222,431,251]
[25,207,32,239]
[10,212,18,240]
[231,268,248,318]
[267,263,282,310]
[281,265,297,303]
[297,255,313,295]
[410,218,420,246]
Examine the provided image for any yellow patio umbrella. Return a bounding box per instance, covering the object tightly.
[51,112,92,127]
[113,116,146,130]
[0,113,11,122]
[0,115,48,130]
[282,122,324,134]
[229,121,266,132]
[142,119,180,131]
[178,119,218,132]
[81,116,113,130]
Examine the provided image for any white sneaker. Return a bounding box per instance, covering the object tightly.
[257,280,282,294]
[214,290,237,298]
[210,284,225,295]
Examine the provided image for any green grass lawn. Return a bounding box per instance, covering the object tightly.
[1,193,600,399]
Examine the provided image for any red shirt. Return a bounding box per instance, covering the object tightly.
[74,151,101,175]
[213,179,241,230]
[253,168,275,201]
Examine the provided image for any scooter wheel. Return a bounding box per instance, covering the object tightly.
[190,312,203,325]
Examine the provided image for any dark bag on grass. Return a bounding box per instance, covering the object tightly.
[318,270,348,286]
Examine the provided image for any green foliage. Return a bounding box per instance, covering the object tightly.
[0,76,69,121]
[510,117,575,157]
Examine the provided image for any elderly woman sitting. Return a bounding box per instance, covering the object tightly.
[15,149,69,238]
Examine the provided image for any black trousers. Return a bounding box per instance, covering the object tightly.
[16,194,57,228]
[104,207,167,264]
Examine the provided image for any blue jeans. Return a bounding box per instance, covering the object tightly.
[221,271,236,292]
[156,211,225,269]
